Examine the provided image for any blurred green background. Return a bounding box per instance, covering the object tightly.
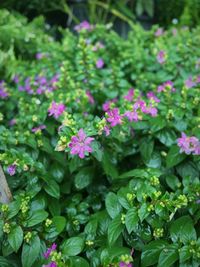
[0,0,200,35]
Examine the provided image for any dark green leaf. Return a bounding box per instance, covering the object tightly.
[125,207,139,234]
[26,210,48,227]
[105,192,122,219]
[22,235,40,267]
[158,244,179,267]
[8,225,23,252]
[108,215,124,246]
[62,237,84,256]
[44,180,60,199]
[141,240,168,267]
[166,145,186,168]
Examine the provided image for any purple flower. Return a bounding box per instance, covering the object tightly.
[13,75,19,83]
[124,88,134,102]
[196,199,200,204]
[147,91,160,103]
[32,124,46,133]
[68,129,94,159]
[185,76,196,88]
[146,106,158,117]
[119,262,133,267]
[74,21,93,31]
[157,50,166,64]
[96,58,104,69]
[9,119,17,126]
[177,132,200,155]
[124,110,139,122]
[106,108,122,127]
[196,75,200,84]
[36,53,44,60]
[7,165,16,176]
[155,28,164,37]
[103,125,110,136]
[157,81,175,93]
[102,99,117,111]
[86,90,95,104]
[44,262,57,267]
[43,243,57,259]
[48,101,66,119]
[172,28,178,36]
[0,81,8,99]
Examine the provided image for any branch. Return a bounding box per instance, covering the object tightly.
[0,164,12,203]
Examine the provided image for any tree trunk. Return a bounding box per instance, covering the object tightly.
[0,165,12,203]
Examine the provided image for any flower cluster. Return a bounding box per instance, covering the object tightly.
[177,132,200,155]
[17,74,59,95]
[157,50,166,64]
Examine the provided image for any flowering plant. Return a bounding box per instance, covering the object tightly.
[0,9,200,267]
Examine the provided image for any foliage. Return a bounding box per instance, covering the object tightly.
[0,9,200,267]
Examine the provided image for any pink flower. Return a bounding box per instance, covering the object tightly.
[119,262,133,267]
[184,76,196,88]
[155,28,164,37]
[48,101,65,119]
[9,119,17,126]
[36,53,45,60]
[196,75,200,84]
[43,243,57,259]
[157,50,166,64]
[106,108,122,127]
[103,126,110,136]
[147,91,160,103]
[102,99,117,112]
[157,81,175,93]
[124,88,134,102]
[124,110,139,122]
[96,58,104,69]
[86,90,95,104]
[68,129,94,159]
[44,262,57,267]
[0,81,8,99]
[74,21,93,31]
[146,106,158,117]
[32,124,46,133]
[177,132,200,155]
[7,165,16,176]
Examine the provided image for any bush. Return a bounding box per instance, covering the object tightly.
[0,9,200,267]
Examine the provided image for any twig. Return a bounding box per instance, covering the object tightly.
[0,164,12,203]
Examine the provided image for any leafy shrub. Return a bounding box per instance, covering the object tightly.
[0,9,200,267]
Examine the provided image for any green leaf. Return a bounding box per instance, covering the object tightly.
[166,145,186,168]
[119,169,148,179]
[102,152,118,179]
[141,240,168,267]
[139,138,154,162]
[0,257,12,267]
[52,216,66,234]
[62,237,84,256]
[108,215,124,246]
[125,207,139,234]
[138,203,149,222]
[179,245,192,263]
[74,167,94,190]
[22,235,40,267]
[26,210,48,227]
[158,244,179,267]
[44,180,60,199]
[8,225,23,252]
[69,257,89,267]
[157,129,176,147]
[170,216,196,244]
[105,192,122,219]
[166,175,180,190]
